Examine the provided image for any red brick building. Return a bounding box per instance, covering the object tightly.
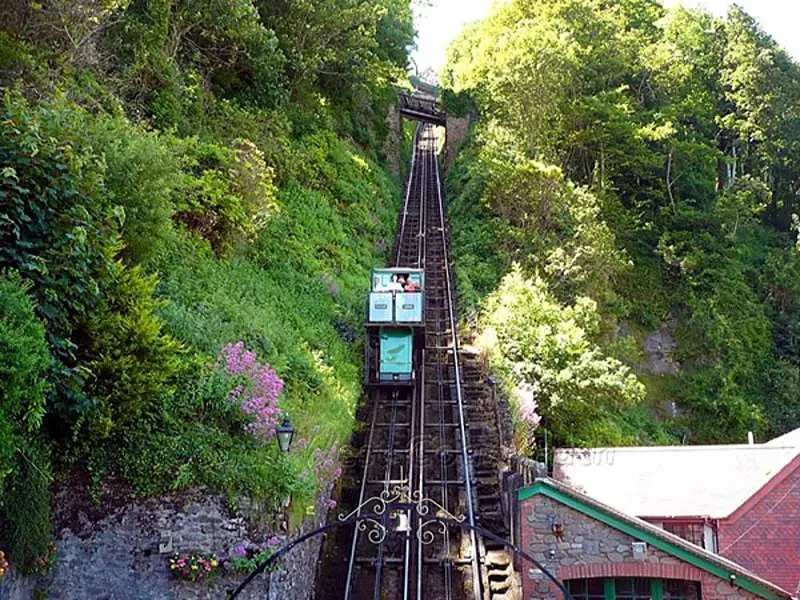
[551,428,800,597]
[717,453,800,595]
[517,479,794,600]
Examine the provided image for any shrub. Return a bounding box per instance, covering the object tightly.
[83,261,183,441]
[86,116,181,264]
[218,342,284,442]
[0,273,54,573]
[0,97,118,428]
[481,267,645,447]
[0,273,50,483]
[1,438,53,574]
[173,138,277,254]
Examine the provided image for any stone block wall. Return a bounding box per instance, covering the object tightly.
[445,115,469,168]
[0,489,329,600]
[520,495,770,600]
[384,106,402,177]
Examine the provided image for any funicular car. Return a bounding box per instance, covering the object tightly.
[365,268,425,385]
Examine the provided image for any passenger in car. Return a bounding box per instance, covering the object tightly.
[404,278,419,292]
[387,274,403,291]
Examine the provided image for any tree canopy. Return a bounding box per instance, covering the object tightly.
[445,0,800,448]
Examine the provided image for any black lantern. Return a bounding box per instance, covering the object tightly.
[276,416,296,453]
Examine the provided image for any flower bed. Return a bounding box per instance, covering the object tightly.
[168,552,219,582]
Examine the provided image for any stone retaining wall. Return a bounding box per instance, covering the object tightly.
[445,115,470,167]
[0,489,328,600]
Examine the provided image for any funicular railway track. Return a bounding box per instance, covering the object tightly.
[343,124,483,599]
[325,123,516,600]
[341,127,425,600]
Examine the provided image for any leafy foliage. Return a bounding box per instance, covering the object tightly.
[1,438,52,574]
[84,116,181,264]
[0,0,413,571]
[0,273,53,571]
[482,268,644,447]
[0,273,50,484]
[0,98,117,427]
[83,261,183,441]
[174,138,277,254]
[445,0,800,446]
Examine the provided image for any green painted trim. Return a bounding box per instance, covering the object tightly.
[604,577,615,600]
[517,482,780,600]
[652,578,663,600]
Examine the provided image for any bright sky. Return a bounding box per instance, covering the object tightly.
[411,0,800,76]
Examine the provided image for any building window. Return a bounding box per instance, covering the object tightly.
[566,577,700,600]
[663,521,705,548]
[615,578,652,600]
[567,578,605,600]
[663,579,700,600]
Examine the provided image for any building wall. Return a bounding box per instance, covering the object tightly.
[520,495,769,600]
[0,490,329,600]
[444,115,469,168]
[384,105,402,177]
[717,458,800,596]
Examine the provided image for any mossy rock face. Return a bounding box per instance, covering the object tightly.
[641,327,679,376]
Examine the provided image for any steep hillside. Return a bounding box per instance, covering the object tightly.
[0,0,412,575]
[443,0,800,451]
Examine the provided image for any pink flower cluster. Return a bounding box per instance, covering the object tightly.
[514,383,542,430]
[169,552,218,581]
[232,535,283,559]
[313,445,342,509]
[218,342,285,442]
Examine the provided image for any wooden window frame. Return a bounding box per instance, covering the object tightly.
[568,577,693,600]
[662,520,706,549]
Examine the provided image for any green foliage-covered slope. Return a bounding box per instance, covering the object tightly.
[0,0,412,571]
[444,0,800,451]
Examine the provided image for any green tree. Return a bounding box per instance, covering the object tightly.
[482,267,644,447]
[0,273,53,572]
[0,273,50,486]
[444,0,800,445]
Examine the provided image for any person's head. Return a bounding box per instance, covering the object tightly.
[391,274,398,282]
[399,276,406,284]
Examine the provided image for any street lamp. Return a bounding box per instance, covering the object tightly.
[276,416,296,453]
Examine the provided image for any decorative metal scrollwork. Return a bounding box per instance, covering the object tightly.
[338,485,466,547]
[417,519,447,545]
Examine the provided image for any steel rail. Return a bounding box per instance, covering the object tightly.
[344,390,383,599]
[431,126,483,599]
[372,389,396,598]
[427,130,454,600]
[414,130,429,600]
[415,343,426,600]
[344,120,425,600]
[395,124,422,267]
[405,122,427,600]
